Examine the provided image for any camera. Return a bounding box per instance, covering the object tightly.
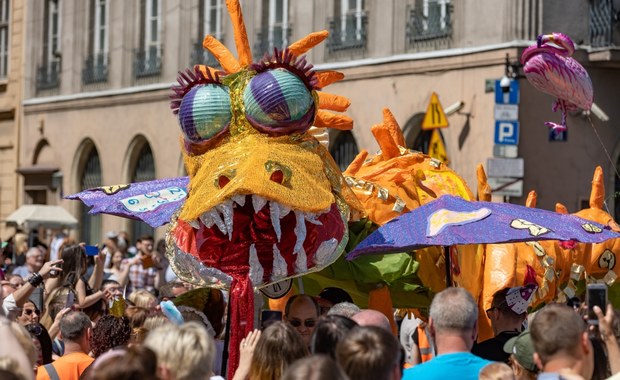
[587,283,607,325]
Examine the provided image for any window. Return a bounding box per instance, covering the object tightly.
[83,0,109,84]
[37,0,61,91]
[0,0,9,80]
[254,0,289,60]
[80,148,102,245]
[130,143,155,241]
[191,0,223,66]
[135,0,162,78]
[329,131,359,171]
[327,0,367,55]
[407,0,452,50]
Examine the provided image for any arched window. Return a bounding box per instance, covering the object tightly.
[80,148,102,244]
[130,142,156,242]
[329,131,359,171]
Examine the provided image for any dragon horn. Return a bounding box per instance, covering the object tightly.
[589,166,604,210]
[555,203,569,214]
[476,164,492,202]
[525,191,537,208]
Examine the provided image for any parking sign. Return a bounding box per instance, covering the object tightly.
[494,121,519,145]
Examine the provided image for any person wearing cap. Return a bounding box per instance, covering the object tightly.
[503,330,538,380]
[473,286,534,363]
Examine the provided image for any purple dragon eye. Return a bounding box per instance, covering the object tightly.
[178,84,232,143]
[243,69,315,136]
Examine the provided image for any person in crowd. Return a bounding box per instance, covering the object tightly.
[2,278,16,300]
[12,232,29,267]
[124,306,152,344]
[502,330,538,380]
[90,315,132,358]
[101,279,123,304]
[281,354,349,380]
[16,301,40,326]
[530,303,593,379]
[7,319,38,377]
[125,235,165,294]
[246,322,309,380]
[317,287,354,315]
[36,311,94,380]
[336,325,402,380]
[12,247,45,279]
[128,289,158,310]
[473,287,528,363]
[402,287,490,380]
[8,275,25,289]
[284,294,320,348]
[25,323,53,366]
[310,314,358,359]
[104,249,138,286]
[144,321,217,380]
[88,345,159,380]
[479,362,516,380]
[351,309,392,332]
[327,302,360,318]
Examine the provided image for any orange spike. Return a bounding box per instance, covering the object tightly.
[590,166,604,210]
[525,191,537,208]
[476,164,492,202]
[382,108,406,147]
[203,35,241,73]
[316,71,345,88]
[317,92,350,112]
[343,149,369,176]
[371,123,400,159]
[226,0,252,66]
[314,110,353,130]
[288,31,329,56]
[555,203,569,214]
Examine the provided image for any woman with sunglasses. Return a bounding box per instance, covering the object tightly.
[17,300,40,325]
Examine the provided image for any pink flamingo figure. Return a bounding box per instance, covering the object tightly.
[521,33,593,132]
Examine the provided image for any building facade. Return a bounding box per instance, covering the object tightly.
[13,0,620,244]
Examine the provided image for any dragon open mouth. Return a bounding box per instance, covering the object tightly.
[173,194,346,287]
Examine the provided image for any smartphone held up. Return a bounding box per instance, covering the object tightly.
[586,283,608,325]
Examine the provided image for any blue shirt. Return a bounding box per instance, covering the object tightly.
[402,352,492,380]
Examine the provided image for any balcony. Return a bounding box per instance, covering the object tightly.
[36,59,61,92]
[190,41,220,67]
[253,26,291,61]
[407,1,453,52]
[134,47,162,79]
[326,13,368,59]
[82,53,108,84]
[590,0,615,48]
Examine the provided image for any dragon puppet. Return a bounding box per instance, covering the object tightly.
[69,1,361,376]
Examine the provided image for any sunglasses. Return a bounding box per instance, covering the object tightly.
[23,308,41,317]
[288,318,316,328]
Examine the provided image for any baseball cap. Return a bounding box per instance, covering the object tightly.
[503,330,538,373]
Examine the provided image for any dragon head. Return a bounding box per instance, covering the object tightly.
[166,1,357,291]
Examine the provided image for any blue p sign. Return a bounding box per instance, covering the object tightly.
[494,121,519,145]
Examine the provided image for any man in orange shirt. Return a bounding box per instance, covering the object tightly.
[36,311,94,380]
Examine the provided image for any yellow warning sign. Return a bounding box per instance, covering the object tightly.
[428,129,448,163]
[422,92,449,130]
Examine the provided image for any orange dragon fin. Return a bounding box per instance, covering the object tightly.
[288,31,329,56]
[343,150,369,177]
[202,35,241,73]
[382,108,406,147]
[316,71,345,88]
[371,122,400,159]
[590,166,604,210]
[555,203,569,214]
[525,191,537,208]
[476,164,492,202]
[226,0,252,66]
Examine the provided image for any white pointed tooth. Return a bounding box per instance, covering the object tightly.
[294,246,308,273]
[207,208,227,236]
[304,212,323,226]
[293,211,306,254]
[271,244,288,281]
[270,202,282,242]
[216,201,234,241]
[252,195,267,214]
[187,219,200,229]
[232,194,246,207]
[249,244,264,286]
[313,238,338,266]
[278,203,291,218]
[199,211,215,229]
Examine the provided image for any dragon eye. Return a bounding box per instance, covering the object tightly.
[178,84,232,143]
[243,69,315,136]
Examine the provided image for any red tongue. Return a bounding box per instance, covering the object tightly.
[227,275,254,379]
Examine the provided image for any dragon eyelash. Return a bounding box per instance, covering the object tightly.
[170,66,223,115]
[250,47,319,91]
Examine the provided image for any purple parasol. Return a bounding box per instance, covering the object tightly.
[347,194,620,260]
[66,177,189,228]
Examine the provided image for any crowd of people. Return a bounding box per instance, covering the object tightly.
[0,230,619,380]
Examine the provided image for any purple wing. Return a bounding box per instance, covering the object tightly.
[66,177,189,227]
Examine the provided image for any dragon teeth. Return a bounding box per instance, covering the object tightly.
[293,211,306,254]
[304,212,323,226]
[278,203,291,218]
[207,208,227,236]
[252,195,267,214]
[216,201,234,241]
[249,244,264,286]
[232,194,246,207]
[294,246,308,273]
[313,238,338,266]
[199,211,215,229]
[187,219,200,229]
[270,202,282,242]
[271,244,288,281]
